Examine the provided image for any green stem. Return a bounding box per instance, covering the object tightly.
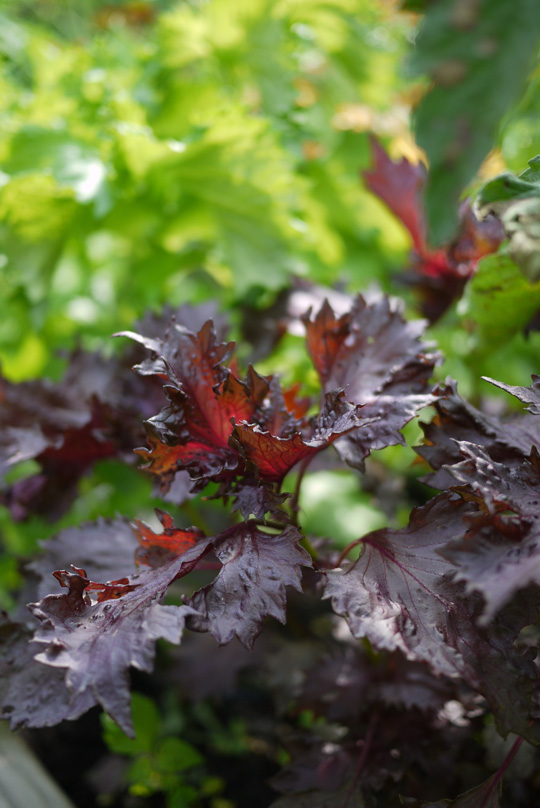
[300,535,318,560]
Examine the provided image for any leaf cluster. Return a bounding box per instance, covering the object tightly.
[1,288,540,805]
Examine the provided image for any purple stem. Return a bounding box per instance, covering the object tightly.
[480,734,524,808]
[343,712,378,808]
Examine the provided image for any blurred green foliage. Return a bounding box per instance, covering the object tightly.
[2,0,540,391]
[100,692,251,806]
[0,0,415,380]
[102,693,219,807]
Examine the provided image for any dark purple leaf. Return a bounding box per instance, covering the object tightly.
[229,478,290,520]
[298,648,453,724]
[324,493,540,740]
[401,773,500,807]
[303,295,439,467]
[417,379,540,491]
[188,523,312,648]
[0,614,96,730]
[28,539,210,735]
[439,442,540,621]
[116,305,230,380]
[485,374,540,416]
[324,494,473,676]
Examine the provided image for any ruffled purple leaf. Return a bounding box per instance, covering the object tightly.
[417,379,540,490]
[27,517,140,601]
[439,442,540,621]
[27,539,210,735]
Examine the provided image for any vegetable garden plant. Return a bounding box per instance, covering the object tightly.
[3,1,540,807]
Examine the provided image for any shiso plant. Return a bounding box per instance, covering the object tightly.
[2,253,540,804]
[2,0,540,803]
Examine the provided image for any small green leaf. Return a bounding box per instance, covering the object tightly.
[156,737,204,773]
[167,784,200,808]
[127,756,161,795]
[101,693,160,756]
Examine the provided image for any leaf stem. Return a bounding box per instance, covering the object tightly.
[343,712,378,808]
[335,538,364,568]
[480,734,524,808]
[300,535,318,560]
[289,454,315,526]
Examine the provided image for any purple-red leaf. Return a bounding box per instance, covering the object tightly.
[362,139,503,321]
[188,523,312,648]
[132,508,206,567]
[363,135,427,252]
[230,392,365,482]
[0,348,166,521]
[303,295,439,466]
[130,324,271,488]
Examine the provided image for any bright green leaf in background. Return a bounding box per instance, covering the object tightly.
[461,251,540,346]
[411,0,540,245]
[443,154,540,388]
